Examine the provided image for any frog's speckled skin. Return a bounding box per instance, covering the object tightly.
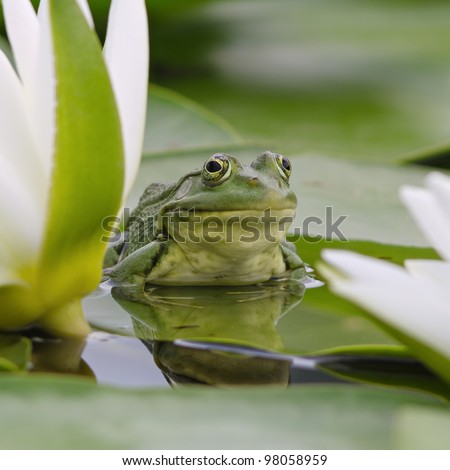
[104,151,304,286]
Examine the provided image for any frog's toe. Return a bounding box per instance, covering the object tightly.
[108,267,146,287]
[101,267,114,282]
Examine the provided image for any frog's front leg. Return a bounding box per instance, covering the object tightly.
[107,241,166,287]
[280,240,303,270]
[280,240,306,280]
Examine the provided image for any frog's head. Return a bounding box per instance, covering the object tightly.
[158,151,297,256]
[163,151,297,213]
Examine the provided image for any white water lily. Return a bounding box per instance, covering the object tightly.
[0,0,148,336]
[321,172,450,384]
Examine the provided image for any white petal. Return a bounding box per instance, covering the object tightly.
[324,251,450,359]
[0,51,46,216]
[74,0,94,28]
[0,151,42,267]
[400,185,450,262]
[426,172,450,214]
[405,259,450,291]
[2,0,39,98]
[33,0,56,184]
[330,279,450,360]
[322,249,408,284]
[103,0,149,198]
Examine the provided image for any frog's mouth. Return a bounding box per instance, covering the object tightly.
[160,208,296,247]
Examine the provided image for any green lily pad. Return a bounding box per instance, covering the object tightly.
[0,375,448,449]
[0,335,31,371]
[293,237,440,270]
[395,407,450,450]
[291,154,450,245]
[278,283,398,355]
[144,84,242,158]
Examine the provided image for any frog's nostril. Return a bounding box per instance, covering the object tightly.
[247,177,260,186]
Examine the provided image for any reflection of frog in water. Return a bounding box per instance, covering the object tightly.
[104,152,304,287]
[112,280,304,387]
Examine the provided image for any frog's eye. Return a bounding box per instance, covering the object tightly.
[275,154,291,180]
[202,154,232,185]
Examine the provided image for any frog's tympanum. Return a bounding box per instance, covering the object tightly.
[104,151,304,286]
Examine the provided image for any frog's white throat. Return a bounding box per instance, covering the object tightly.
[165,208,294,252]
[148,208,295,286]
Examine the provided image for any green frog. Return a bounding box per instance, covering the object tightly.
[104,151,304,286]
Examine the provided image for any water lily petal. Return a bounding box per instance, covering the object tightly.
[400,183,450,262]
[33,0,57,183]
[331,280,450,360]
[405,259,450,291]
[321,249,408,283]
[74,0,94,28]
[0,153,42,266]
[323,250,450,360]
[0,51,46,225]
[103,0,149,198]
[426,172,450,214]
[2,0,39,98]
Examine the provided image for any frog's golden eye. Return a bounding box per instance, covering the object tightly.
[275,154,291,180]
[202,154,231,185]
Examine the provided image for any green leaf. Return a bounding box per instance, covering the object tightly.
[395,407,450,450]
[278,281,399,355]
[0,335,31,371]
[0,375,447,449]
[292,237,440,271]
[38,0,124,307]
[144,84,243,157]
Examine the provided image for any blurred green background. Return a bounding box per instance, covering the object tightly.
[3,0,450,161]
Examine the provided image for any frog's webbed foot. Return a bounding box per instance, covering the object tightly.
[103,233,129,269]
[106,241,164,288]
[101,267,114,283]
[280,241,303,270]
